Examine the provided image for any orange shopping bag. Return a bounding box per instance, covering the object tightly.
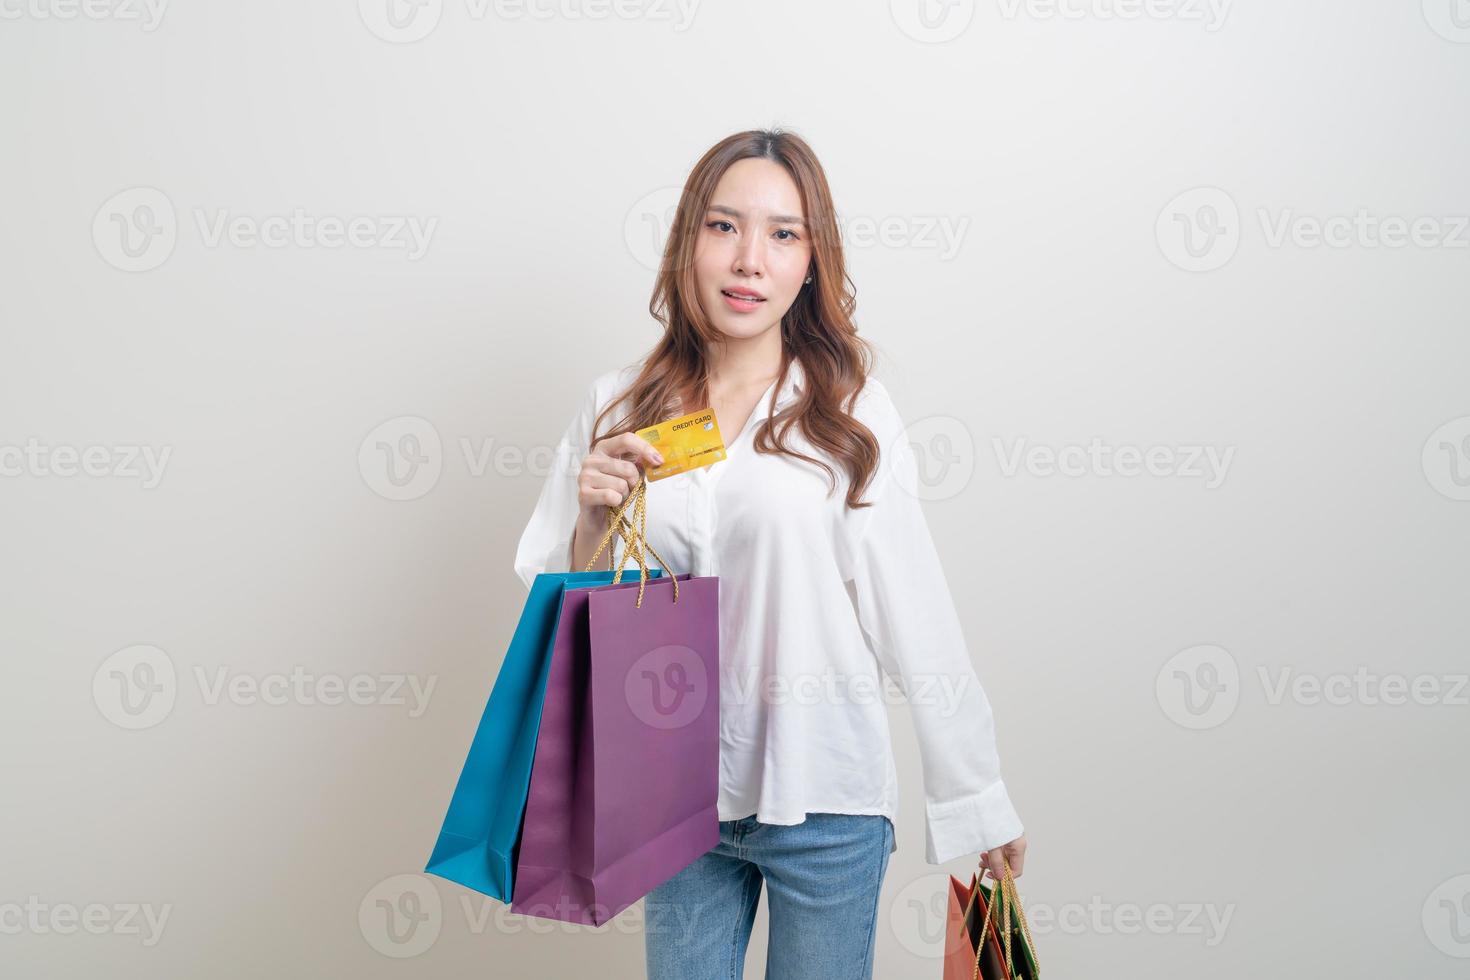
[943,873,1011,980]
[943,860,1038,980]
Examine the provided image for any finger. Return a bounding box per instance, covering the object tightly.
[616,432,664,467]
[591,437,644,471]
[585,470,630,494]
[588,487,622,508]
[582,488,620,508]
[586,451,641,486]
[584,471,630,505]
[585,457,629,486]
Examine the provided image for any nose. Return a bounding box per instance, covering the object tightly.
[732,233,765,278]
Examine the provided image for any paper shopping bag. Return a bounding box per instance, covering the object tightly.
[423,567,662,901]
[945,872,1013,980]
[977,869,1039,980]
[509,571,720,926]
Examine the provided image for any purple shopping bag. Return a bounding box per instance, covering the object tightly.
[509,571,719,926]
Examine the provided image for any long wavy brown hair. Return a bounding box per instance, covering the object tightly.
[588,128,882,511]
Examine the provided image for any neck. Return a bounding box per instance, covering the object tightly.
[705,330,784,391]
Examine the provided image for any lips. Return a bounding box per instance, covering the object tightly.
[721,288,765,302]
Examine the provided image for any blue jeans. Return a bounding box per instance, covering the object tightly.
[643,812,895,980]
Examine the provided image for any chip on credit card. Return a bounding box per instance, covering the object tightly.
[636,407,727,480]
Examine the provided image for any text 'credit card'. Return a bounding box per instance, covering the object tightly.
[637,408,727,480]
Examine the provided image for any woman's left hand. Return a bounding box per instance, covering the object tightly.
[979,834,1026,880]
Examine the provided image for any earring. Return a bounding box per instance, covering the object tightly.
[804,275,813,284]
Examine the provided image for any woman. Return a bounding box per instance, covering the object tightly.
[513,128,1027,980]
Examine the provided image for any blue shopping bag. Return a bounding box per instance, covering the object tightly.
[424,567,663,900]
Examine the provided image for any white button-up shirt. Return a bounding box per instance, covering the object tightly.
[513,357,1024,864]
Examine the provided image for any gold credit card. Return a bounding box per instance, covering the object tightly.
[637,407,727,480]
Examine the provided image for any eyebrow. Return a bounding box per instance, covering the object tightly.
[708,204,807,228]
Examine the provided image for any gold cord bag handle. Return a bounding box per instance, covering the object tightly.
[969,876,995,980]
[1001,857,1039,979]
[967,856,1038,980]
[581,471,679,608]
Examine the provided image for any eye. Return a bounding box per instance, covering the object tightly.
[706,220,735,234]
[773,228,800,241]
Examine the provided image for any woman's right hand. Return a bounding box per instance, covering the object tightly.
[576,432,664,525]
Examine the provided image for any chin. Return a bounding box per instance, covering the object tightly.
[711,317,776,341]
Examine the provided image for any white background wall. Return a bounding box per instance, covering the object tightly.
[2,1,1468,977]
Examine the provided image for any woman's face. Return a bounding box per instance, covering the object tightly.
[691,157,813,344]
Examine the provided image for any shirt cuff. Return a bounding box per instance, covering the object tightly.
[925,779,1025,865]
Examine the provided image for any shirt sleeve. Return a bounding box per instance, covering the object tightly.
[845,389,1025,865]
[512,376,601,592]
